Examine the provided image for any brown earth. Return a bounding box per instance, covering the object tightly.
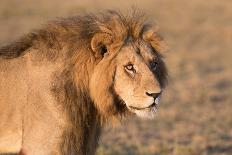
[0,0,231,154]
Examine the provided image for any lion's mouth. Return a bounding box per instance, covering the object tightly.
[128,96,161,111]
[129,102,158,111]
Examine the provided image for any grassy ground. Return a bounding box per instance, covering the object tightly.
[0,0,231,154]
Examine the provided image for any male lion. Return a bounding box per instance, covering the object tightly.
[0,10,168,155]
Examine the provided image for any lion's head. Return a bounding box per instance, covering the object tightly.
[88,11,168,119]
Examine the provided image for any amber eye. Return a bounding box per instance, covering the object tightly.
[125,64,134,71]
[151,61,158,70]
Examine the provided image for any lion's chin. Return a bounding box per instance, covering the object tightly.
[128,106,158,119]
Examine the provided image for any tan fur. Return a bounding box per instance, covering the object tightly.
[0,10,167,155]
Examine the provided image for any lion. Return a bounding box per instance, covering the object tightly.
[0,10,168,155]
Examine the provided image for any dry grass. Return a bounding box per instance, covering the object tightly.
[0,0,231,154]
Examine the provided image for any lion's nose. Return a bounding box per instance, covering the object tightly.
[146,92,161,100]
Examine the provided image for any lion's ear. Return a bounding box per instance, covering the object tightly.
[142,27,168,53]
[91,33,112,59]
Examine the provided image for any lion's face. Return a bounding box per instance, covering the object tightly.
[90,39,167,119]
[113,41,164,119]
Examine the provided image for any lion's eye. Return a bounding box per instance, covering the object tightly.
[125,64,134,71]
[151,61,158,70]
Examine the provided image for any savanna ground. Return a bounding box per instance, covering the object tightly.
[0,0,231,154]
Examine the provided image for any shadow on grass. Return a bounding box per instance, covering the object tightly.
[207,145,232,154]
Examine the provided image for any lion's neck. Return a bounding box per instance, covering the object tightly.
[53,73,102,155]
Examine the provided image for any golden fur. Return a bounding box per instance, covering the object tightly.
[0,10,167,155]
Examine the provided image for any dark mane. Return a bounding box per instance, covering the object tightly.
[0,33,36,59]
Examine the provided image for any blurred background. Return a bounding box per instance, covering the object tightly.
[0,0,231,154]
